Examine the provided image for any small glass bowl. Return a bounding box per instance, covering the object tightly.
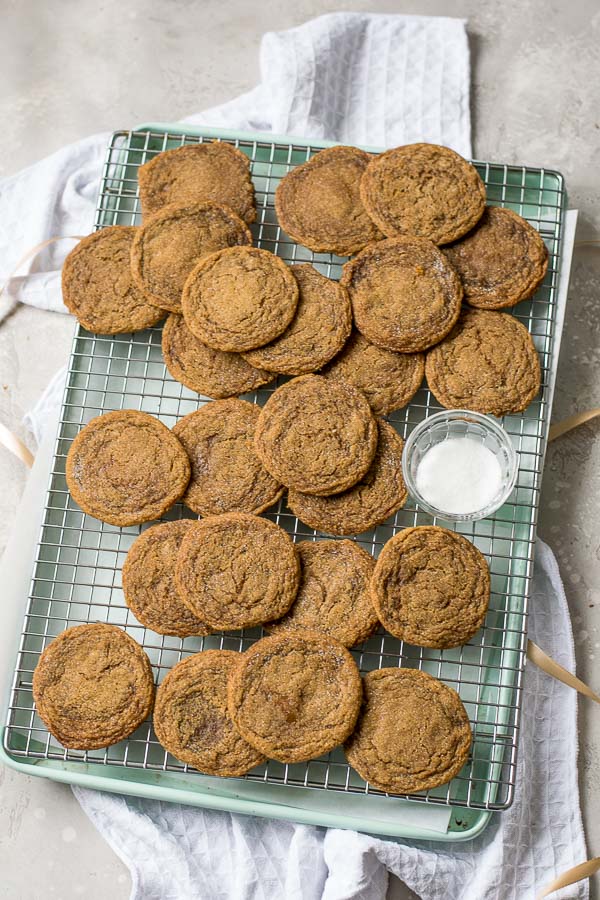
[402,409,518,522]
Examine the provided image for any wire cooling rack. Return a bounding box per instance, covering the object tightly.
[3,127,566,817]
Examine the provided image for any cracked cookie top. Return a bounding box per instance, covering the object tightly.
[287,419,408,535]
[172,399,283,517]
[275,145,381,256]
[341,237,463,353]
[182,246,299,352]
[161,314,274,399]
[360,143,486,244]
[443,206,549,309]
[268,539,378,647]
[227,630,362,763]
[122,520,212,637]
[33,623,154,750]
[425,307,541,416]
[153,650,266,776]
[254,374,378,496]
[370,526,490,648]
[323,330,424,415]
[131,201,252,314]
[62,227,165,334]
[345,667,472,794]
[242,263,352,375]
[66,409,190,526]
[175,513,300,630]
[138,141,256,223]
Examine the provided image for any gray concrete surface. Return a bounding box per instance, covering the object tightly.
[1,1,598,898]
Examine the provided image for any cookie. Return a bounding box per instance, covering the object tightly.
[131,201,252,314]
[153,650,265,776]
[360,143,486,244]
[172,399,284,517]
[345,668,472,794]
[32,623,154,750]
[66,409,190,526]
[122,521,212,637]
[288,419,408,535]
[443,206,549,309]
[242,264,352,375]
[61,227,165,334]
[227,631,362,762]
[371,526,490,648]
[323,330,424,415]
[254,375,378,496]
[274,145,381,256]
[425,308,542,416]
[175,513,300,630]
[161,314,274,398]
[268,540,378,647]
[138,141,256,223]
[341,237,462,353]
[182,246,299,352]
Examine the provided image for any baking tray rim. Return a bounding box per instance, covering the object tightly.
[0,120,570,843]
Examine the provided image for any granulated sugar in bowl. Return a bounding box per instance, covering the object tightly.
[402,410,518,521]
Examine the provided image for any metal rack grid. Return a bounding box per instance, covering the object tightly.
[3,127,566,813]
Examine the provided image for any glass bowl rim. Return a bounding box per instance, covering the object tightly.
[401,409,519,522]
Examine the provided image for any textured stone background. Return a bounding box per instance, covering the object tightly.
[0,1,598,898]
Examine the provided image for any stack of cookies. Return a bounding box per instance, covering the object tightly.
[42,138,550,796]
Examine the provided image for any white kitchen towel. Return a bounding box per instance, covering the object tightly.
[72,540,588,900]
[0,11,471,322]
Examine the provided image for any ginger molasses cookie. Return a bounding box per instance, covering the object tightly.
[323,330,424,415]
[182,246,299,352]
[360,143,486,244]
[62,227,164,334]
[288,419,408,535]
[131,202,252,314]
[254,375,378,496]
[425,308,541,416]
[242,264,352,375]
[443,206,549,309]
[122,521,212,637]
[32,623,154,750]
[371,526,490,648]
[345,668,472,794]
[66,409,190,526]
[162,314,273,398]
[341,238,462,353]
[268,540,378,647]
[172,399,283,517]
[138,141,256,223]
[175,513,300,630]
[153,650,265,776]
[227,631,362,762]
[274,145,381,256]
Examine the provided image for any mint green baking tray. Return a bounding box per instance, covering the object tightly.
[1,123,568,842]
